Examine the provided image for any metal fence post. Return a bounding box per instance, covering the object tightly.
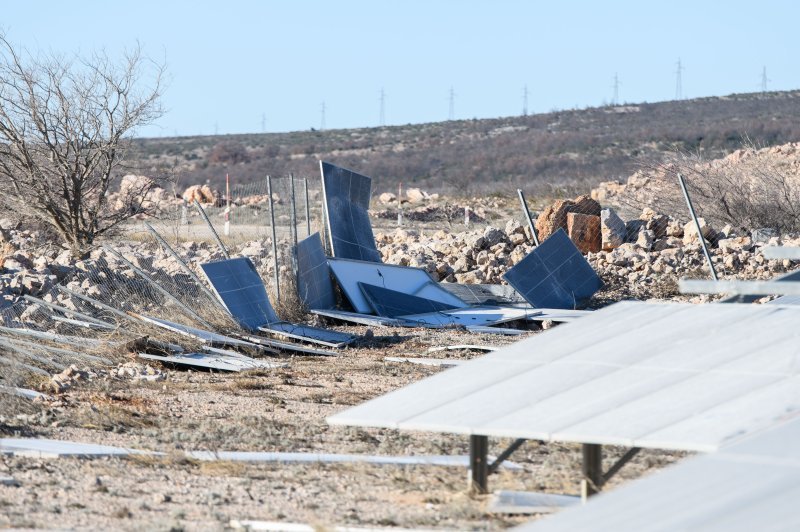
[677,173,718,281]
[266,175,281,303]
[517,188,540,246]
[304,177,311,237]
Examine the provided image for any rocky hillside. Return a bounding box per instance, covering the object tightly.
[131,90,800,196]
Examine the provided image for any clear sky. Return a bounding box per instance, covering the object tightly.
[4,1,798,137]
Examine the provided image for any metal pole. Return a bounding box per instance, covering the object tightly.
[469,435,489,494]
[582,443,603,499]
[517,188,540,246]
[23,295,116,329]
[192,199,230,260]
[55,285,141,326]
[677,173,718,281]
[304,177,311,237]
[266,175,281,303]
[289,173,300,290]
[103,246,214,329]
[143,221,220,304]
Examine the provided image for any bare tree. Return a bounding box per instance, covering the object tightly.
[0,35,165,256]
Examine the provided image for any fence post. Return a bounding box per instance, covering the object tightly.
[192,199,230,260]
[266,175,281,303]
[677,173,718,281]
[304,177,311,237]
[517,188,540,246]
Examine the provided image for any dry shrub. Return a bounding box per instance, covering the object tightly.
[620,143,800,233]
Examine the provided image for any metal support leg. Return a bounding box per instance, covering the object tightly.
[469,435,489,494]
[582,443,603,498]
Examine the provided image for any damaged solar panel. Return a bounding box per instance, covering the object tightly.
[320,161,382,263]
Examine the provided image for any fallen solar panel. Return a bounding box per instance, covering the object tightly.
[296,232,336,310]
[138,351,284,372]
[328,258,466,314]
[504,228,602,309]
[200,257,356,348]
[489,491,580,515]
[359,282,460,317]
[320,161,382,263]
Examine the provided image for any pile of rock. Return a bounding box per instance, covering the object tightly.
[182,184,218,205]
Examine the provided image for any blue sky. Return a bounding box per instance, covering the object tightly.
[4,1,798,137]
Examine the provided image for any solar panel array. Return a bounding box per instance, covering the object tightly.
[518,416,800,531]
[296,232,336,310]
[200,257,278,331]
[328,301,800,453]
[504,228,602,309]
[320,161,382,263]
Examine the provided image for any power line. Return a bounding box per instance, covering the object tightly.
[379,88,386,126]
[448,86,455,120]
[675,58,684,100]
[522,85,528,116]
[320,101,326,131]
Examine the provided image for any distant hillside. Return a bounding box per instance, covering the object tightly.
[131,90,800,196]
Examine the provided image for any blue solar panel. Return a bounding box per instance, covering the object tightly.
[503,228,602,309]
[359,282,459,318]
[296,233,336,310]
[320,161,381,263]
[200,257,278,331]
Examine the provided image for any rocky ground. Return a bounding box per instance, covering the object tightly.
[2,143,800,530]
[0,327,688,531]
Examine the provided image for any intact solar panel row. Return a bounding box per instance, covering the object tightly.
[328,301,800,453]
[517,416,800,531]
[320,161,382,263]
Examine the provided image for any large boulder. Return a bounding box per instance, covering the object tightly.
[601,208,626,250]
[182,184,216,204]
[567,212,601,253]
[535,195,601,241]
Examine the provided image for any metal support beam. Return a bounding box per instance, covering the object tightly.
[23,295,116,329]
[677,173,717,281]
[55,285,141,326]
[304,177,311,237]
[192,199,230,260]
[469,435,489,494]
[267,175,281,303]
[601,447,641,485]
[517,189,539,246]
[143,222,220,304]
[582,443,603,498]
[488,438,526,474]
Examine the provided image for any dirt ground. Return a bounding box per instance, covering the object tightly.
[0,323,687,531]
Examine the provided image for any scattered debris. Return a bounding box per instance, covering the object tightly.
[384,357,463,368]
[488,490,580,514]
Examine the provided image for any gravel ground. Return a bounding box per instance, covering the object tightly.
[0,324,687,531]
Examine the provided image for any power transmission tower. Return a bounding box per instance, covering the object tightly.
[612,73,620,105]
[261,113,266,133]
[379,88,386,126]
[320,101,326,131]
[448,86,455,120]
[675,58,684,100]
[214,122,219,135]
[761,66,770,93]
[522,85,528,116]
